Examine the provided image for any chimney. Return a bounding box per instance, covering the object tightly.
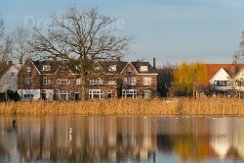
[153,57,156,69]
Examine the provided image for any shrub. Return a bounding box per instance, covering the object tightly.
[0,90,21,102]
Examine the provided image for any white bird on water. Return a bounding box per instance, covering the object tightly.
[69,127,72,135]
[69,127,72,141]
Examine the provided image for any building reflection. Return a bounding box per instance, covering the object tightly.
[0,116,244,162]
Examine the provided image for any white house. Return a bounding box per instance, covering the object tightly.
[233,68,244,98]
[209,68,233,96]
[0,62,18,92]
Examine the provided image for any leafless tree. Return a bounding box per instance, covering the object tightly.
[233,31,244,64]
[0,18,4,39]
[0,18,13,62]
[11,27,32,65]
[29,7,132,101]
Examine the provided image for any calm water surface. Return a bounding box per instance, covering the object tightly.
[0,116,244,163]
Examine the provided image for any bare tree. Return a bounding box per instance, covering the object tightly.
[233,31,244,64]
[0,18,4,39]
[0,18,12,62]
[11,27,32,65]
[30,7,132,101]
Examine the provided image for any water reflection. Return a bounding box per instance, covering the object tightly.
[0,116,244,162]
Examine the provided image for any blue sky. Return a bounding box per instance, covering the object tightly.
[1,0,244,65]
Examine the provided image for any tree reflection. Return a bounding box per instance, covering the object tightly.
[0,116,244,162]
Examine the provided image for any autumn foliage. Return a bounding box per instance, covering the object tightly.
[174,61,208,96]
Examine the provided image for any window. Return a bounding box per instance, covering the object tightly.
[89,89,103,99]
[125,77,136,86]
[90,78,103,85]
[42,77,50,85]
[42,65,51,71]
[140,66,148,72]
[144,90,152,99]
[26,66,31,73]
[143,77,151,85]
[57,79,70,85]
[214,80,229,86]
[122,89,137,99]
[24,94,34,99]
[127,67,132,73]
[25,77,32,85]
[56,89,70,100]
[109,65,117,71]
[235,80,244,86]
[11,72,15,77]
[76,78,81,85]
[108,78,116,85]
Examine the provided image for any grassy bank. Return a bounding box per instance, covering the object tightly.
[0,98,243,116]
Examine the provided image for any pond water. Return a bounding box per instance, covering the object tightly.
[0,115,244,163]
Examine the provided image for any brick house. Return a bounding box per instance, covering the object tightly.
[18,58,81,100]
[119,61,157,99]
[18,58,158,100]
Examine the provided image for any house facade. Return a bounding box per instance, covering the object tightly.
[18,58,158,100]
[208,68,233,96]
[18,59,81,100]
[206,64,244,97]
[233,68,244,98]
[120,62,157,99]
[0,62,18,93]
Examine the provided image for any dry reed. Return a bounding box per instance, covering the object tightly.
[0,97,243,116]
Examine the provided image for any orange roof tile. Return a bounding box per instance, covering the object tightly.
[205,64,244,81]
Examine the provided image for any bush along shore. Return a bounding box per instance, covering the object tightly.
[0,98,243,116]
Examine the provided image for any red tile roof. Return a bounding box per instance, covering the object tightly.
[205,64,244,81]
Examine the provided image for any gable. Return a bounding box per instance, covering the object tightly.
[209,68,232,83]
[8,66,18,73]
[22,58,41,74]
[0,65,10,79]
[234,68,244,80]
[120,62,138,75]
[131,61,157,74]
[0,65,18,79]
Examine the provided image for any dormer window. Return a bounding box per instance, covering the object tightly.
[140,66,148,72]
[26,66,31,73]
[43,65,51,71]
[109,65,117,71]
[127,67,132,73]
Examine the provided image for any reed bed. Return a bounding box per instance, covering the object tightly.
[0,98,243,116]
